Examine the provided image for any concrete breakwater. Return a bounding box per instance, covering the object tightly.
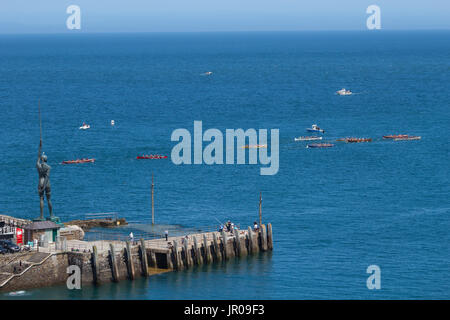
[0,223,273,292]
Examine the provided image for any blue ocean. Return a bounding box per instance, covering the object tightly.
[0,31,449,299]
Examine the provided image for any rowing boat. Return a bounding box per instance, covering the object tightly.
[394,136,421,141]
[346,138,372,143]
[306,143,334,148]
[137,155,168,159]
[294,136,322,141]
[62,159,95,164]
[383,134,408,139]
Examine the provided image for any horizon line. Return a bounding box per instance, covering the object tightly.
[1,28,450,36]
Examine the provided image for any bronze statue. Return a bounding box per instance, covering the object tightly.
[37,140,52,219]
[36,101,53,220]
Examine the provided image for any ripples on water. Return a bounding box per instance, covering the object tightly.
[0,31,449,299]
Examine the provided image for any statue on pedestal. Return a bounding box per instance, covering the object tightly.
[35,101,58,223]
[37,139,53,220]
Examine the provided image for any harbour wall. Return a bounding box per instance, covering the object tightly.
[0,223,273,292]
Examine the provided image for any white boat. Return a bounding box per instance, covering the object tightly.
[111,120,115,126]
[295,136,323,141]
[203,71,213,76]
[336,88,352,96]
[79,123,90,130]
[306,124,325,133]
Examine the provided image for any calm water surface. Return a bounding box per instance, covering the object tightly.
[0,31,449,299]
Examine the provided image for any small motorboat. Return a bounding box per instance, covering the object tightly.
[306,143,334,148]
[111,120,115,126]
[294,136,322,141]
[394,136,421,141]
[62,158,95,164]
[336,88,352,96]
[203,71,213,76]
[79,123,90,130]
[383,134,409,139]
[306,124,325,133]
[136,155,168,159]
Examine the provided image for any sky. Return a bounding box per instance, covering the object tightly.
[0,0,449,33]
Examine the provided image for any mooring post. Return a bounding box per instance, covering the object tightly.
[247,227,254,254]
[212,232,221,262]
[221,230,229,260]
[166,250,174,269]
[259,192,262,230]
[149,250,157,268]
[109,243,119,282]
[173,240,182,270]
[125,241,135,280]
[92,245,99,284]
[203,234,211,264]
[260,224,268,251]
[183,238,192,268]
[267,223,273,250]
[193,236,203,265]
[139,239,149,277]
[233,228,241,257]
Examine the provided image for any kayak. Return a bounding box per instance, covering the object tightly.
[306,143,334,148]
[62,159,95,164]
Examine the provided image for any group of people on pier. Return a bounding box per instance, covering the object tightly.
[218,221,259,233]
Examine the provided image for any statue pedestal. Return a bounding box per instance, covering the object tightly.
[47,216,62,225]
[33,217,45,222]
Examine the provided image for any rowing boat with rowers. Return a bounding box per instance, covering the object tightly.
[336,137,372,143]
[294,136,323,141]
[137,155,168,159]
[383,134,409,139]
[306,143,334,148]
[346,138,372,143]
[62,158,95,164]
[394,136,421,141]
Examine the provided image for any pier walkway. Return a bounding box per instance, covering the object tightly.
[0,222,274,291]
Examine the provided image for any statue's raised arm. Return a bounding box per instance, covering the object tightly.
[37,139,42,168]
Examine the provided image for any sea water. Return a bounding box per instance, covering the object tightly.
[0,31,449,299]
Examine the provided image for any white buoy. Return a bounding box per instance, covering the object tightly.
[111,120,115,126]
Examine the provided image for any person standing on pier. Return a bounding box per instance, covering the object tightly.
[37,140,53,219]
[165,230,169,241]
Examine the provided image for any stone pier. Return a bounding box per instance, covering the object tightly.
[0,223,274,292]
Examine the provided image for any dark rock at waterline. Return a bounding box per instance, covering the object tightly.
[63,218,127,231]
